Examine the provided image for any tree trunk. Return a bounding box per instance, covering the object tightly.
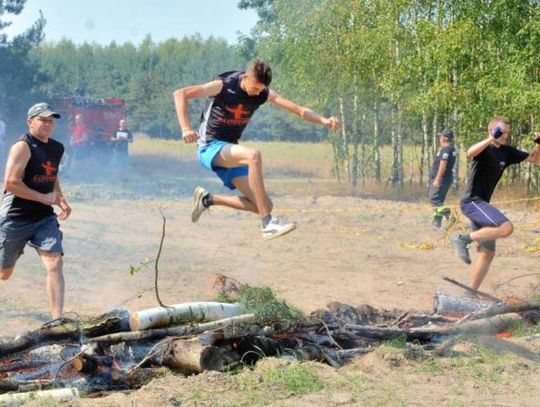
[452,65,460,188]
[351,89,359,188]
[421,109,429,186]
[338,96,350,182]
[373,98,381,182]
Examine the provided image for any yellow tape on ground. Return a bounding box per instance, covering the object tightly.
[400,242,435,250]
[525,237,540,253]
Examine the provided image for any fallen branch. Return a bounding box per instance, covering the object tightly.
[92,314,256,343]
[443,277,501,303]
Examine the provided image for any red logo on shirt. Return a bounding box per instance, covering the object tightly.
[219,104,252,125]
[42,161,57,176]
[33,161,57,183]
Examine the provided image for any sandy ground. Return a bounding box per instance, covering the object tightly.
[2,152,540,405]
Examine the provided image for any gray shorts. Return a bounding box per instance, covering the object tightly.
[0,215,63,269]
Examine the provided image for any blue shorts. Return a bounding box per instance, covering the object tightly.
[198,140,248,190]
[0,215,63,269]
[460,199,508,252]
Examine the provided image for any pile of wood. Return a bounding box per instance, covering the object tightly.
[1,293,539,404]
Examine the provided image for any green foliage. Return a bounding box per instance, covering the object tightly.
[0,0,45,124]
[234,284,305,322]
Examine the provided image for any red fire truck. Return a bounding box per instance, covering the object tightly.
[49,96,127,145]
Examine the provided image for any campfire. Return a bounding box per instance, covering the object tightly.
[1,276,539,405]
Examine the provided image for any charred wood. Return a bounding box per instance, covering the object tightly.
[0,309,130,359]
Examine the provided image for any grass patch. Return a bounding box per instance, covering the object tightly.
[232,361,323,402]
[418,358,445,374]
[509,320,540,337]
[451,345,505,384]
[261,361,323,395]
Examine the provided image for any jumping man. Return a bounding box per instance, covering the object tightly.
[173,59,341,240]
[451,116,540,290]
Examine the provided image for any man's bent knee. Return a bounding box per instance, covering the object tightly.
[247,149,262,165]
[0,268,14,280]
[499,221,513,238]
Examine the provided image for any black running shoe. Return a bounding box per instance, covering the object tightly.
[451,234,472,264]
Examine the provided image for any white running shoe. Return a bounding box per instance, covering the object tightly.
[261,217,296,240]
[191,186,209,223]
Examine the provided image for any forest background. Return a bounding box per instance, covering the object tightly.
[2,0,540,193]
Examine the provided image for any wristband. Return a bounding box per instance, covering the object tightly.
[182,127,191,133]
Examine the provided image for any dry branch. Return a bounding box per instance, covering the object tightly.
[92,314,256,343]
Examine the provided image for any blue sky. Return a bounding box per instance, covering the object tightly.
[4,0,259,45]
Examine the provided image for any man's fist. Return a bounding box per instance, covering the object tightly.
[182,129,199,144]
[534,132,540,145]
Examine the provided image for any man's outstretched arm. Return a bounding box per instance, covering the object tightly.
[267,90,341,130]
[172,80,223,143]
[525,133,540,164]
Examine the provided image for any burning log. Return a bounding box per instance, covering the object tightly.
[92,314,256,343]
[71,353,101,373]
[0,358,49,373]
[0,387,79,405]
[162,339,224,374]
[129,302,242,331]
[0,309,130,359]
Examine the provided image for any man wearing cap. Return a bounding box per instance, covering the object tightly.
[451,116,540,290]
[428,129,456,228]
[0,102,71,319]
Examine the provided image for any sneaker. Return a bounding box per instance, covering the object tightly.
[441,207,451,219]
[261,217,296,240]
[432,216,442,229]
[191,186,209,223]
[451,234,472,265]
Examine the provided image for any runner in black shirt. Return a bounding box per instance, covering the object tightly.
[0,102,72,319]
[173,59,341,240]
[451,116,540,290]
[428,130,456,228]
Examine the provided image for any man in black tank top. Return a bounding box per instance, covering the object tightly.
[450,116,540,290]
[173,59,341,240]
[0,102,72,319]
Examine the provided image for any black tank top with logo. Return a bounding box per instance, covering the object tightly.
[1,133,64,221]
[199,71,269,144]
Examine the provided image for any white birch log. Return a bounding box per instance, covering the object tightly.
[0,388,79,406]
[129,302,242,331]
[434,292,491,314]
